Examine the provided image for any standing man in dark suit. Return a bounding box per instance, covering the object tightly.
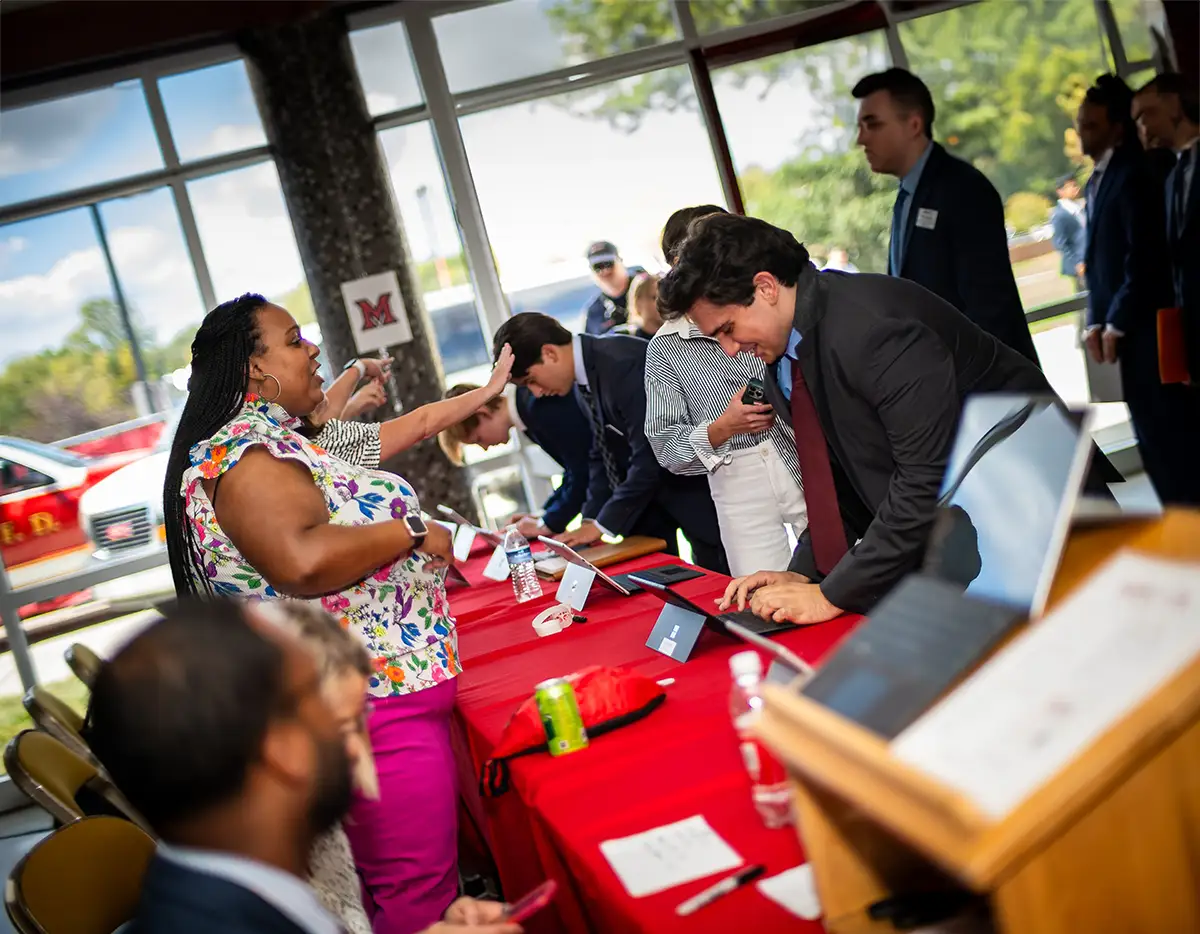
[438,383,593,540]
[1079,75,1200,505]
[853,68,1039,364]
[1050,174,1088,292]
[85,602,515,934]
[1133,73,1200,386]
[657,213,1088,624]
[490,312,727,572]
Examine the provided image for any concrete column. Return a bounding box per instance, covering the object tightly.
[239,10,476,518]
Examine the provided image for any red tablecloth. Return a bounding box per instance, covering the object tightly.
[449,544,862,934]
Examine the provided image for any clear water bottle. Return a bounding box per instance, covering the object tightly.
[503,525,543,603]
[729,650,793,829]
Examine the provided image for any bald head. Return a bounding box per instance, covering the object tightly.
[86,600,298,835]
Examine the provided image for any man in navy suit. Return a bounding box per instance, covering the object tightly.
[853,68,1039,365]
[491,312,727,573]
[85,602,517,934]
[438,384,593,539]
[1079,75,1200,506]
[1050,174,1087,292]
[1133,73,1200,386]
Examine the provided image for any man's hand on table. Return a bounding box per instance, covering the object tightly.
[555,520,604,548]
[515,516,550,539]
[718,570,807,611]
[750,581,842,624]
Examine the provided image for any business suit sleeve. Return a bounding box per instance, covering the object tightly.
[596,362,664,535]
[951,175,1026,339]
[1102,168,1160,333]
[537,428,591,535]
[819,317,959,612]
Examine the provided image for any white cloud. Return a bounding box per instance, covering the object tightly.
[0,91,114,177]
[366,91,402,116]
[187,123,267,161]
[0,161,307,367]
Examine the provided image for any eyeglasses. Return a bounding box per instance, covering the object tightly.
[591,262,615,273]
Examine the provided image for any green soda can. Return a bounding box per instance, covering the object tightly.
[535,677,589,756]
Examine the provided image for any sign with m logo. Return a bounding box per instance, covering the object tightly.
[340,270,412,353]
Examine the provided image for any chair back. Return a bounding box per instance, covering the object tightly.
[4,731,94,825]
[5,816,155,934]
[64,644,103,689]
[23,687,92,763]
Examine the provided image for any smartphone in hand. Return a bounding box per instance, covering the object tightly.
[742,378,766,405]
[504,880,558,923]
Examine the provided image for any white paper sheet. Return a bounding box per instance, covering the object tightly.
[481,545,510,582]
[599,815,743,898]
[757,864,822,920]
[893,551,1200,818]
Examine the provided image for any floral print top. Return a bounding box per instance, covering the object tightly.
[181,395,460,697]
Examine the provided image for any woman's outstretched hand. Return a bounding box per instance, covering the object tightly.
[486,344,515,396]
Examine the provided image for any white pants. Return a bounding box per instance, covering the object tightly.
[708,441,808,578]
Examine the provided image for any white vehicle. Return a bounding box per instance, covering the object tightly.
[77,414,177,607]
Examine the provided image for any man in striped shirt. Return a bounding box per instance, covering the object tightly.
[644,205,808,577]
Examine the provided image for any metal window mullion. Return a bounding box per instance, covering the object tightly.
[172,180,218,310]
[141,73,182,170]
[1096,0,1132,77]
[405,15,508,340]
[880,1,910,69]
[371,103,432,132]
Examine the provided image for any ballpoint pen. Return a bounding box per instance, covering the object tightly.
[675,864,766,916]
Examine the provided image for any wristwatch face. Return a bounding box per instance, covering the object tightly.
[405,515,428,537]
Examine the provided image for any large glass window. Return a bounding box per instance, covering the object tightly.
[460,65,724,332]
[692,0,840,34]
[98,189,206,378]
[900,0,1108,312]
[712,32,892,273]
[187,162,308,311]
[0,83,162,206]
[157,60,267,162]
[349,22,424,116]
[378,122,490,383]
[434,0,677,94]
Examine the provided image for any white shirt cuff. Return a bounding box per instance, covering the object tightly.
[690,422,732,473]
[592,520,617,539]
[1084,324,1103,335]
[1103,324,1125,338]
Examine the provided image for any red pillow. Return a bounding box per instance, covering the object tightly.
[480,666,666,796]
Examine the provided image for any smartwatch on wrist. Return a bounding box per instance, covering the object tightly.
[342,358,368,380]
[402,514,428,549]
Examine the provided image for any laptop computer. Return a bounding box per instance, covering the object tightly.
[629,573,799,638]
[436,504,503,546]
[801,394,1095,739]
[535,537,642,596]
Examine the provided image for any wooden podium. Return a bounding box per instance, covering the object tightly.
[758,509,1200,934]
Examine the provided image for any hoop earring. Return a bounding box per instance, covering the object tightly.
[260,374,282,402]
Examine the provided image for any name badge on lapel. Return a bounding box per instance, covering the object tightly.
[915,208,938,230]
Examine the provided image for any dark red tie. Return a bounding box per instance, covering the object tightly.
[790,360,849,575]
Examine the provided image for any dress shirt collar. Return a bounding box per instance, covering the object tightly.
[158,844,340,934]
[784,328,803,361]
[900,140,934,196]
[505,385,525,432]
[1092,147,1114,176]
[572,334,588,390]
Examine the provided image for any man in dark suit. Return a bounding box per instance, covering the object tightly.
[85,602,515,934]
[1050,174,1088,292]
[1079,75,1200,505]
[1133,72,1200,386]
[853,68,1039,365]
[490,312,727,572]
[658,213,1090,624]
[438,383,593,539]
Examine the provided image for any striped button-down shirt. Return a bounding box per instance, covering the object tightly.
[643,318,803,491]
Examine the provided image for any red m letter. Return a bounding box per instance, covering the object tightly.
[357,293,398,330]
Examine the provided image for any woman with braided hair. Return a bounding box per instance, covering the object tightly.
[163,294,465,934]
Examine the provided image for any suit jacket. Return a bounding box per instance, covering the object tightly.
[1049,201,1086,278]
[1084,144,1174,334]
[128,855,309,934]
[583,267,646,335]
[1165,146,1200,377]
[515,386,592,534]
[764,265,1056,614]
[891,143,1039,364]
[575,334,717,541]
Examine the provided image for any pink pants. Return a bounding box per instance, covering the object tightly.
[343,678,459,934]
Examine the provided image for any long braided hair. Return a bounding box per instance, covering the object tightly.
[164,293,269,597]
